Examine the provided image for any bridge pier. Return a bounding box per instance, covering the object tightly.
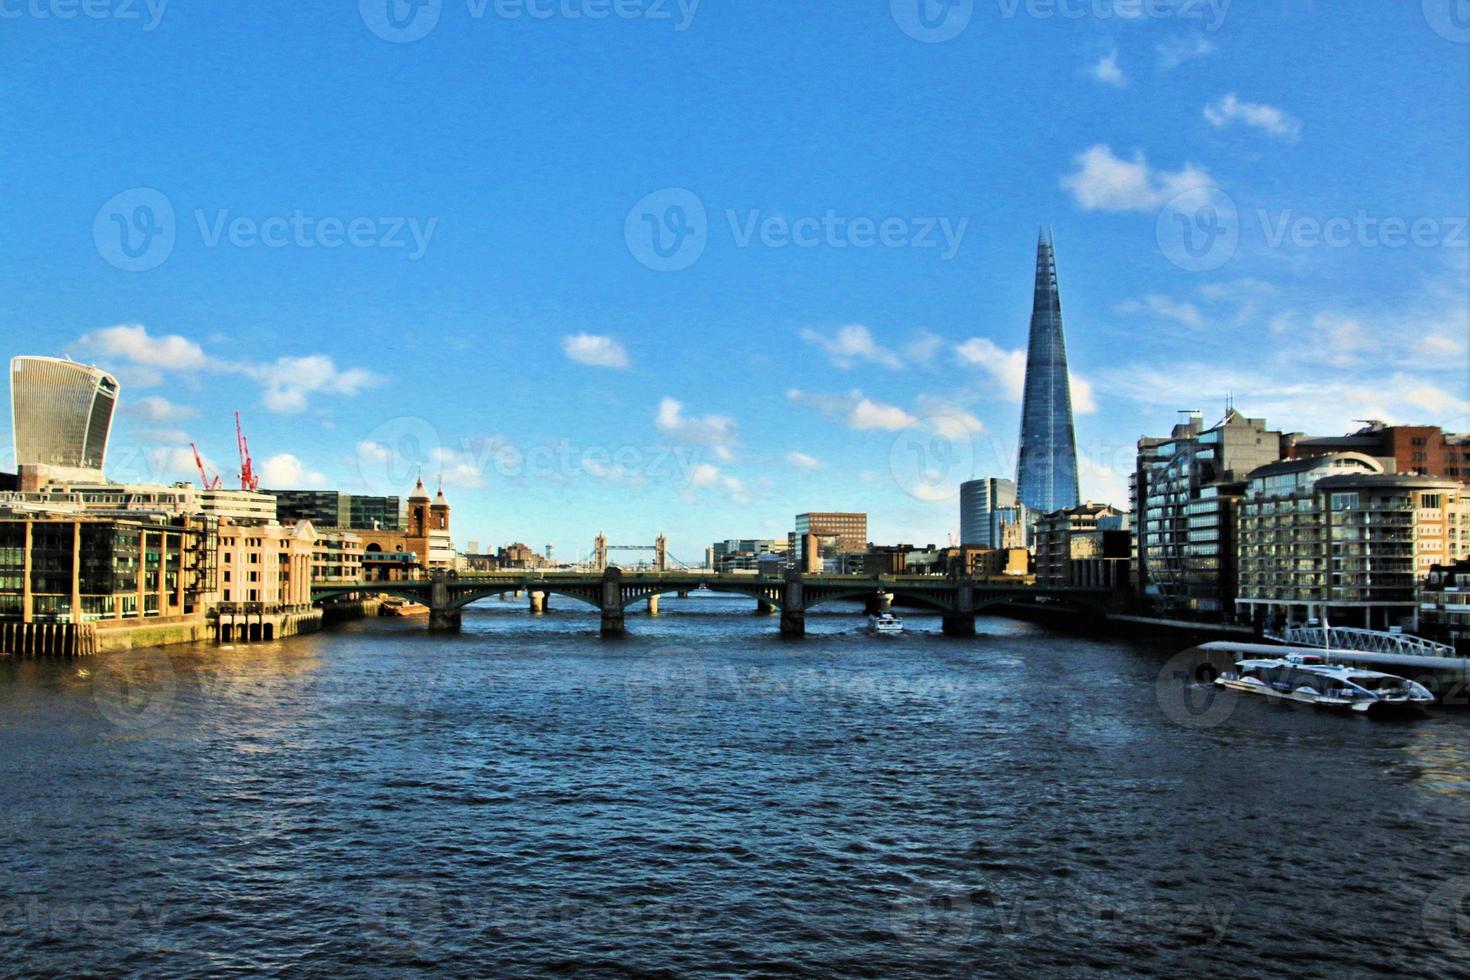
[943,578,975,637]
[780,572,805,638]
[647,594,660,616]
[428,575,461,632]
[530,591,548,614]
[864,592,894,615]
[601,568,625,637]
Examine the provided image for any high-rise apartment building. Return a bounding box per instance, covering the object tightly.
[1236,453,1470,630]
[960,478,1027,548]
[10,356,119,487]
[1134,409,1283,616]
[1015,232,1080,516]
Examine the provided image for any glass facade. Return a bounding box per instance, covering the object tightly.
[1015,232,1080,516]
[10,356,118,472]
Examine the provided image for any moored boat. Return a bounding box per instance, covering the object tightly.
[1215,653,1434,715]
[379,596,430,618]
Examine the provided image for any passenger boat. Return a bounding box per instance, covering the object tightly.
[1214,653,1435,715]
[379,596,429,618]
[867,612,905,635]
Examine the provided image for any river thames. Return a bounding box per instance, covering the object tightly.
[1,596,1467,977]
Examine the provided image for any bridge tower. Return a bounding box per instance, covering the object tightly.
[593,533,608,572]
[654,534,668,572]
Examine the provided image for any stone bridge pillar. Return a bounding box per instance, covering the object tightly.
[428,575,461,632]
[943,578,975,637]
[601,568,625,637]
[530,591,548,614]
[647,594,660,616]
[780,573,805,638]
[865,592,894,615]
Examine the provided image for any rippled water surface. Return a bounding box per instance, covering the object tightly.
[2,597,1468,977]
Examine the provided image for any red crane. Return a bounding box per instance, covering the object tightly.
[235,411,258,491]
[190,443,221,490]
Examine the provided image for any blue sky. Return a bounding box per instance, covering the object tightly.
[2,0,1467,562]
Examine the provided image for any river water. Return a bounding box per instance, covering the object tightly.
[1,596,1467,977]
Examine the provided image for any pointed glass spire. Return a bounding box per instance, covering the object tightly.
[1015,229,1080,515]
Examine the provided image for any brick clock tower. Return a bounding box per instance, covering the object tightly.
[409,476,431,536]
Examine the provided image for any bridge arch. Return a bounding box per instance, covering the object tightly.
[313,584,430,607]
[616,582,783,612]
[447,585,602,612]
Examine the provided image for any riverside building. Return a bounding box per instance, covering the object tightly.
[1235,453,1470,631]
[1134,409,1284,618]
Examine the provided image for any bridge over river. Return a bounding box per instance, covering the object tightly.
[312,569,1117,637]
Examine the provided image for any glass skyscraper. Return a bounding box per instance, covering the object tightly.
[1015,231,1080,516]
[10,356,119,475]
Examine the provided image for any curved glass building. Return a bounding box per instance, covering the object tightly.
[10,356,119,475]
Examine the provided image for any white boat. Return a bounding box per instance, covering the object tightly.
[1215,653,1435,715]
[867,613,904,635]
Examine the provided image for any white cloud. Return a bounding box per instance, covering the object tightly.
[799,324,904,370]
[851,397,917,431]
[913,395,987,439]
[954,337,1027,401]
[1116,294,1204,329]
[785,451,824,470]
[561,333,630,369]
[1157,35,1214,70]
[1061,145,1214,213]
[1395,375,1470,417]
[1070,373,1097,414]
[126,395,197,423]
[787,388,917,432]
[1204,93,1302,141]
[73,323,209,370]
[67,323,381,414]
[687,462,748,503]
[656,397,739,459]
[904,331,945,368]
[1089,50,1126,87]
[247,355,380,415]
[258,453,328,488]
[427,446,487,489]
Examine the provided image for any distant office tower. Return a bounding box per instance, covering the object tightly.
[960,477,1024,548]
[10,356,119,480]
[1015,231,1080,516]
[794,512,868,566]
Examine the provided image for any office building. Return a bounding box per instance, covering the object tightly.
[960,477,1028,549]
[799,514,864,558]
[1135,409,1283,616]
[10,356,119,488]
[1236,454,1470,630]
[267,490,405,531]
[1015,232,1080,516]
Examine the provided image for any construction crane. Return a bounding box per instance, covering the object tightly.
[235,411,258,491]
[190,443,221,489]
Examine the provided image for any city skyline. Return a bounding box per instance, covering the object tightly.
[2,2,1467,558]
